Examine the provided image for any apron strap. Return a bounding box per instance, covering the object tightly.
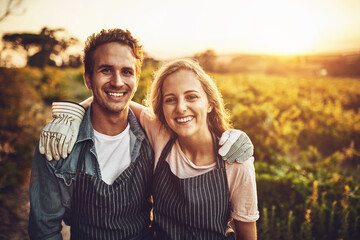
[159,132,224,170]
[158,138,176,165]
[211,131,226,170]
[76,140,90,172]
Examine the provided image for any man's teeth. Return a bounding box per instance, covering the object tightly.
[108,92,124,97]
[176,116,193,123]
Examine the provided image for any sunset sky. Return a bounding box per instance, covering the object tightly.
[1,0,360,59]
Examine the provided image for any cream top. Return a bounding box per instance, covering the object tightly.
[140,108,259,222]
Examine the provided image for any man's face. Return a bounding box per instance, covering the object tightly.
[84,42,138,115]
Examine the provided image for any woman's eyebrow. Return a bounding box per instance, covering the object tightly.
[184,90,200,94]
[163,90,200,97]
[163,93,175,97]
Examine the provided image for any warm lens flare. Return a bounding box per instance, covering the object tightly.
[0,0,359,58]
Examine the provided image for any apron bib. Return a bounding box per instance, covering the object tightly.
[69,141,153,240]
[153,133,235,240]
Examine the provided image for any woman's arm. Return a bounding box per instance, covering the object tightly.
[227,158,259,239]
[80,96,93,108]
[234,221,257,240]
[129,101,146,121]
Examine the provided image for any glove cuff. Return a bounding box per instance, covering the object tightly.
[52,101,86,121]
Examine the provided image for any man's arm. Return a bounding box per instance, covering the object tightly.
[29,142,65,240]
[39,101,252,165]
[234,221,257,240]
[219,129,254,164]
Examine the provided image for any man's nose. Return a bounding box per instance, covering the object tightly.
[111,72,125,87]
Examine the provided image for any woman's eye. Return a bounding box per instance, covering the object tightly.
[186,95,198,101]
[164,97,176,103]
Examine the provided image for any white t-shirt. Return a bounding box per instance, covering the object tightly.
[93,124,131,185]
[140,108,259,222]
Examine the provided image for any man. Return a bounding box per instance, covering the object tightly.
[29,28,154,239]
[29,28,253,239]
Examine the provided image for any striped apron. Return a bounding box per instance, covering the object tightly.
[152,133,235,240]
[69,141,153,239]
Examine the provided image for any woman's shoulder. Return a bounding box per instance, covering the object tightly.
[140,108,172,153]
[225,157,256,181]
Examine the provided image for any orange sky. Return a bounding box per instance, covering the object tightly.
[1,0,360,59]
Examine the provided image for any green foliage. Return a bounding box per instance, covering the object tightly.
[0,65,359,239]
[214,73,360,239]
[133,63,157,105]
[0,66,89,201]
[0,67,48,199]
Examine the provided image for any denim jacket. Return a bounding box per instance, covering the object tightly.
[28,106,154,240]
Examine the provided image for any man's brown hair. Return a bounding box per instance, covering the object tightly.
[83,28,143,80]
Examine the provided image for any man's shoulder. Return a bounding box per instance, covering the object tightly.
[46,142,85,174]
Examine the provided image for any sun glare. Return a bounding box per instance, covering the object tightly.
[259,18,319,55]
[1,0,359,58]
[242,1,321,55]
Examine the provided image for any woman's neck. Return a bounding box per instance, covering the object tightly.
[177,130,216,166]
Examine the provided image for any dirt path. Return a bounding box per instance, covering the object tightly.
[0,170,70,240]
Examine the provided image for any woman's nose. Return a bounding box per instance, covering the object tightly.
[176,99,187,113]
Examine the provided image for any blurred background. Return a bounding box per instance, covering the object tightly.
[0,0,359,239]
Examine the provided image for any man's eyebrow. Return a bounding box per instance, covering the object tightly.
[122,66,135,71]
[97,64,112,70]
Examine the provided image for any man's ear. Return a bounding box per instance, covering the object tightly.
[84,72,92,90]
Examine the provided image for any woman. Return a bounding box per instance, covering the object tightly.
[133,59,258,239]
[41,59,259,239]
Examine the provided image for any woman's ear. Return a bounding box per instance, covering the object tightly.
[208,104,213,113]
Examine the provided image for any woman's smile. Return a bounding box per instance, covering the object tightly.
[175,116,194,124]
[162,70,212,138]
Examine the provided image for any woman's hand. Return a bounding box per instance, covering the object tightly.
[39,102,86,161]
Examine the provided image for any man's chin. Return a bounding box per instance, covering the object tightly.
[105,103,130,114]
[105,107,126,114]
[92,99,129,114]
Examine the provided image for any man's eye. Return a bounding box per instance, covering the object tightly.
[101,68,111,73]
[123,69,134,75]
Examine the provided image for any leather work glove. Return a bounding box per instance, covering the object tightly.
[218,129,254,164]
[39,102,85,161]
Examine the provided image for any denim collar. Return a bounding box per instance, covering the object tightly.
[77,104,147,143]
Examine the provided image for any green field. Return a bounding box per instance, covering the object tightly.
[1,66,359,239]
[214,73,360,239]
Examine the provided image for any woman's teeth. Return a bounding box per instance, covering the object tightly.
[176,116,194,123]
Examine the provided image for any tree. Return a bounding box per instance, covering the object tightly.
[2,27,79,68]
[194,49,217,72]
[0,0,26,66]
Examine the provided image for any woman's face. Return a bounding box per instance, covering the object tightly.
[162,70,212,139]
